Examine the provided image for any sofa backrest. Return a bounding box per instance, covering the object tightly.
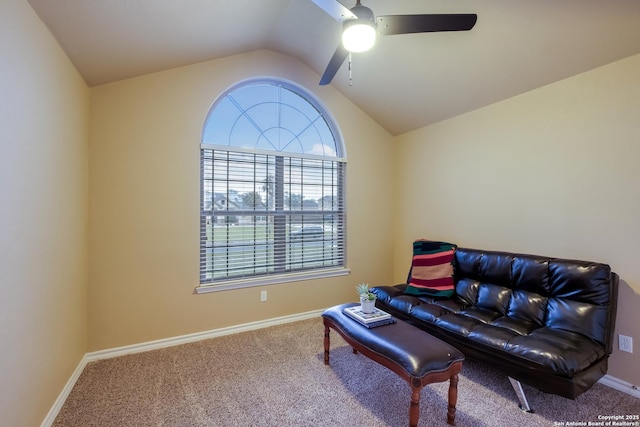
[453,247,618,353]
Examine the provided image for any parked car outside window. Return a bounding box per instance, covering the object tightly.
[290,225,324,240]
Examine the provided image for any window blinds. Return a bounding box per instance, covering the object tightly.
[200,149,346,284]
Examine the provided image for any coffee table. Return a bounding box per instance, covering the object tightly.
[322,303,464,426]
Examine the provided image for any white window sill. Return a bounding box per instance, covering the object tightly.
[195,267,351,294]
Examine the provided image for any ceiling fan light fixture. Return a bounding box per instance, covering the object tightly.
[341,3,376,53]
[317,0,478,86]
[342,20,376,52]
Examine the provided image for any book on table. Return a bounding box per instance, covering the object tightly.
[343,306,396,328]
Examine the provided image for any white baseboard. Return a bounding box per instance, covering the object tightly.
[598,374,640,399]
[40,354,89,427]
[41,308,324,426]
[85,308,324,361]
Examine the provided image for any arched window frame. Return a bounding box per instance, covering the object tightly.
[197,78,349,293]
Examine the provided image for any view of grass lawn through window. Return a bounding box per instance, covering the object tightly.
[203,222,342,281]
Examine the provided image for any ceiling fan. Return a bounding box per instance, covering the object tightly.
[310,0,477,85]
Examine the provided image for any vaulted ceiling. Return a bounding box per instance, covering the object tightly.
[27,0,640,135]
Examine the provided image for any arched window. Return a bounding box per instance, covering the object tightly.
[198,78,347,291]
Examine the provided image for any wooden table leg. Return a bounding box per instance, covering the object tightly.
[409,385,421,427]
[447,373,459,426]
[323,323,330,365]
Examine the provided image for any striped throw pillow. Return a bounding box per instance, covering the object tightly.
[405,240,457,298]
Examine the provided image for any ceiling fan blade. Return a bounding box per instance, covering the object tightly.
[377,14,477,36]
[319,44,349,85]
[309,0,357,22]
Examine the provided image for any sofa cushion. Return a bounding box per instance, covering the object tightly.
[505,328,606,376]
[506,290,547,326]
[371,285,421,315]
[410,303,451,324]
[405,240,457,298]
[476,283,511,315]
[454,277,479,306]
[546,297,609,346]
[511,255,550,294]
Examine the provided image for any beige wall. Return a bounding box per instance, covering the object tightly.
[88,50,395,351]
[0,1,89,426]
[393,53,640,386]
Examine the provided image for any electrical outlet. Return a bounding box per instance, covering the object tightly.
[260,290,268,302]
[619,334,633,353]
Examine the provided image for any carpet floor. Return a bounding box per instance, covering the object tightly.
[53,317,639,426]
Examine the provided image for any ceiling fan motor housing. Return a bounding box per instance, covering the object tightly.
[349,3,375,22]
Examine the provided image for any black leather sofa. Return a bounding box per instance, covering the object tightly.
[371,245,619,410]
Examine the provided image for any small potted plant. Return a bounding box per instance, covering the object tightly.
[356,283,377,314]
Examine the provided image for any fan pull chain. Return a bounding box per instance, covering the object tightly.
[348,52,353,86]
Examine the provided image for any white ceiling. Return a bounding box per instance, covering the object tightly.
[26,0,640,136]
